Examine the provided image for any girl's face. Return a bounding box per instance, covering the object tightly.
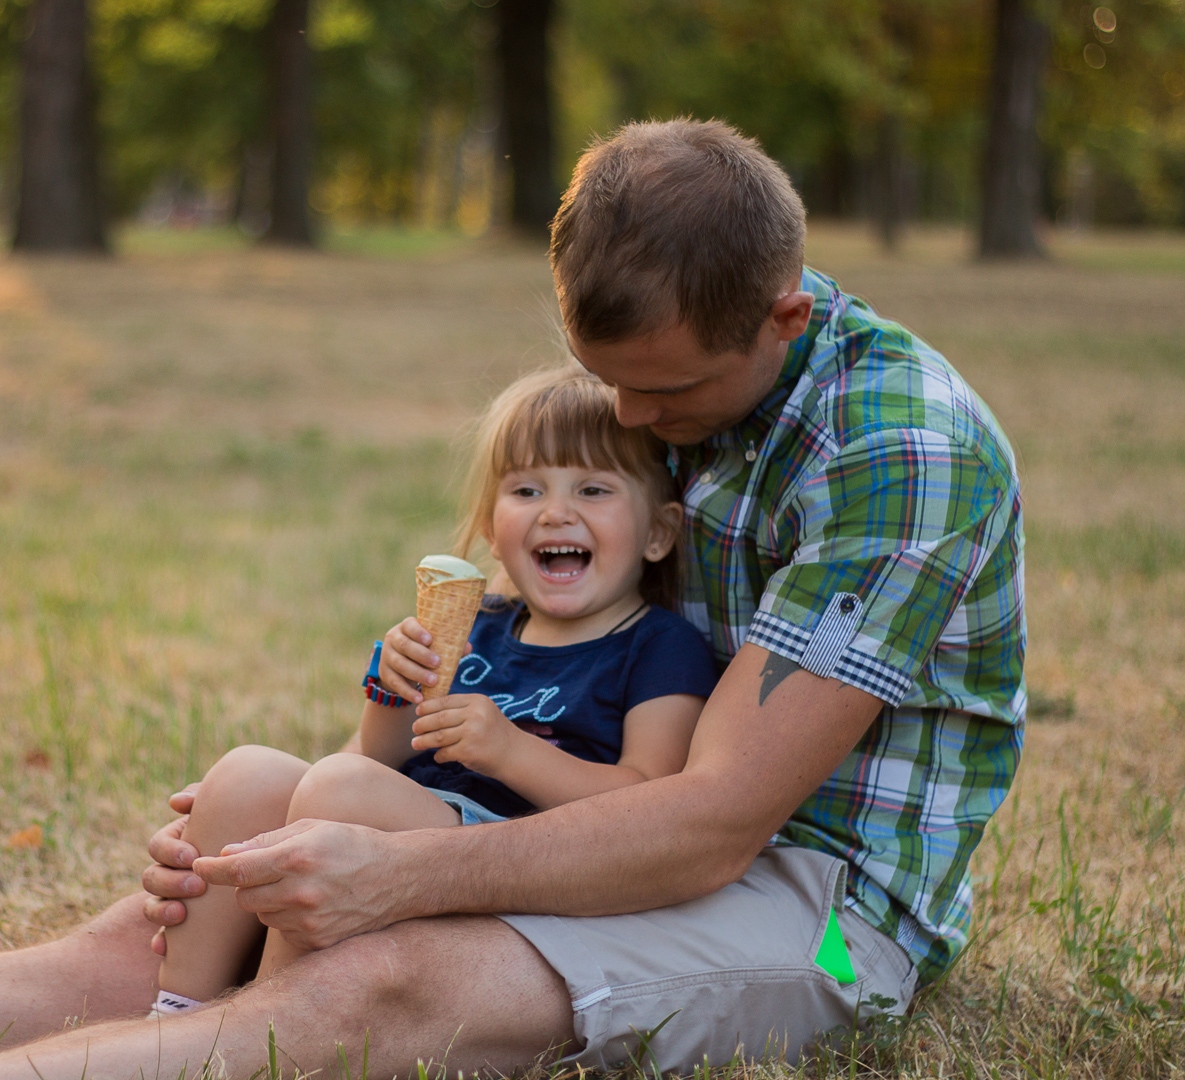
[486,463,677,623]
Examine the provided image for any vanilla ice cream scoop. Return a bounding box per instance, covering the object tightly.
[415,554,486,699]
[416,554,484,584]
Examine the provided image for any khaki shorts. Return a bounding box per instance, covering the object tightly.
[498,847,917,1073]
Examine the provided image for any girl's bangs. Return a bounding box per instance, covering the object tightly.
[491,378,653,483]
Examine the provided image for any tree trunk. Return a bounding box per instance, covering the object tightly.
[263,0,314,246]
[497,0,557,235]
[873,115,907,252]
[979,0,1049,258]
[12,0,106,252]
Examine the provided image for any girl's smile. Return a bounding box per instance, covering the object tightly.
[533,544,592,581]
[487,464,678,646]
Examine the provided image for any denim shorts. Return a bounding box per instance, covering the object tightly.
[423,787,508,826]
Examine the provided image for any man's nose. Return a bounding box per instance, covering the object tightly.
[614,390,662,429]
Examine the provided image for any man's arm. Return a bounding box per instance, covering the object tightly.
[195,643,882,947]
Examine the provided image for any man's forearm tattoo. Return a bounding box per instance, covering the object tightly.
[759,653,802,706]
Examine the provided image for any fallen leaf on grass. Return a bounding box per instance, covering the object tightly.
[24,749,50,770]
[6,824,43,849]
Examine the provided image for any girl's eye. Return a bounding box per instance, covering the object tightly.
[579,484,612,497]
[511,486,541,498]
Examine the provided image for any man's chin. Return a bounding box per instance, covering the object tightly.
[648,422,711,446]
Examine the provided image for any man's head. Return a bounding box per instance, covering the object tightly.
[551,118,814,444]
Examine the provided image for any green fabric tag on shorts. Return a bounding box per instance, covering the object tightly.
[815,908,857,985]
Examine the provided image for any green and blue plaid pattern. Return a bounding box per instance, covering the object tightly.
[678,268,1025,984]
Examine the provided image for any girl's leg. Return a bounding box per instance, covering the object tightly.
[158,745,311,1003]
[257,753,461,977]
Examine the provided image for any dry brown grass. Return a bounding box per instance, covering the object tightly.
[1,223,1184,1077]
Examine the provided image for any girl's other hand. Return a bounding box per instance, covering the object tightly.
[411,694,522,775]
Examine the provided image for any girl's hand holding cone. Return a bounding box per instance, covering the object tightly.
[377,556,485,704]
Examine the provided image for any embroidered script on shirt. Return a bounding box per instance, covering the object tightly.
[457,652,564,745]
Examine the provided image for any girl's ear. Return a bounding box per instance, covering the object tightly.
[643,500,683,563]
[482,523,502,564]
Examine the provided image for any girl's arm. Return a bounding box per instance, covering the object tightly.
[359,699,419,769]
[410,693,705,809]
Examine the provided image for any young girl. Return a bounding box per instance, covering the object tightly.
[150,365,718,1017]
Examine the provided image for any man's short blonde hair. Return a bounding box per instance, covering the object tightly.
[550,118,807,355]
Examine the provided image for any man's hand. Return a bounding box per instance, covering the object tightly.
[411,694,523,774]
[193,819,407,951]
[142,784,207,955]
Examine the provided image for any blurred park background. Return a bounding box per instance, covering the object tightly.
[1,0,1185,1077]
[1,0,1184,248]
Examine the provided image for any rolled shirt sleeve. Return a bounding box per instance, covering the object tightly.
[747,426,1014,706]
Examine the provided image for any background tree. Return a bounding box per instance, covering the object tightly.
[264,0,313,244]
[979,0,1049,256]
[497,0,558,234]
[12,0,106,251]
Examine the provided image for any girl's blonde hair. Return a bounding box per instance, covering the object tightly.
[456,365,683,609]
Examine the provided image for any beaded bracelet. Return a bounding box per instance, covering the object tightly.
[361,640,409,708]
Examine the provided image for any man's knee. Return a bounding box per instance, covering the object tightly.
[258,919,430,1014]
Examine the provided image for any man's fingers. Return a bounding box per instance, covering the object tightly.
[142,863,206,902]
[147,815,198,870]
[151,927,167,956]
[221,818,319,855]
[143,893,191,929]
[167,782,201,815]
[193,819,318,887]
[229,879,318,919]
[194,847,286,889]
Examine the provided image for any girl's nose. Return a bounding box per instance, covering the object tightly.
[537,494,578,525]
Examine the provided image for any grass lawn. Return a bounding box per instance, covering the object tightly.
[1,223,1184,1077]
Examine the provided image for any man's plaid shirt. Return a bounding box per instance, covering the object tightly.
[677,268,1026,985]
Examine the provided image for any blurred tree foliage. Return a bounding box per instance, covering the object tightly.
[558,0,1185,226]
[0,0,1180,227]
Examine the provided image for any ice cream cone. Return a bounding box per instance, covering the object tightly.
[415,556,486,700]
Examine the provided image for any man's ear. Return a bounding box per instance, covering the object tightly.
[643,501,683,563]
[769,290,815,343]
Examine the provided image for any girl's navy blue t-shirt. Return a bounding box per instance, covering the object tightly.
[399,599,719,818]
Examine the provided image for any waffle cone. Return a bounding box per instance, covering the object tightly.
[415,569,485,699]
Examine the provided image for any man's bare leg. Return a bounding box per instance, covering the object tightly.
[0,894,159,1049]
[3,915,577,1079]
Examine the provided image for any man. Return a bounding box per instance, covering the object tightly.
[0,119,1024,1077]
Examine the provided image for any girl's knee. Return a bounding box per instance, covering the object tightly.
[287,753,384,822]
[195,745,310,823]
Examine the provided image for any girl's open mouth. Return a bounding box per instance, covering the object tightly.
[533,544,592,580]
